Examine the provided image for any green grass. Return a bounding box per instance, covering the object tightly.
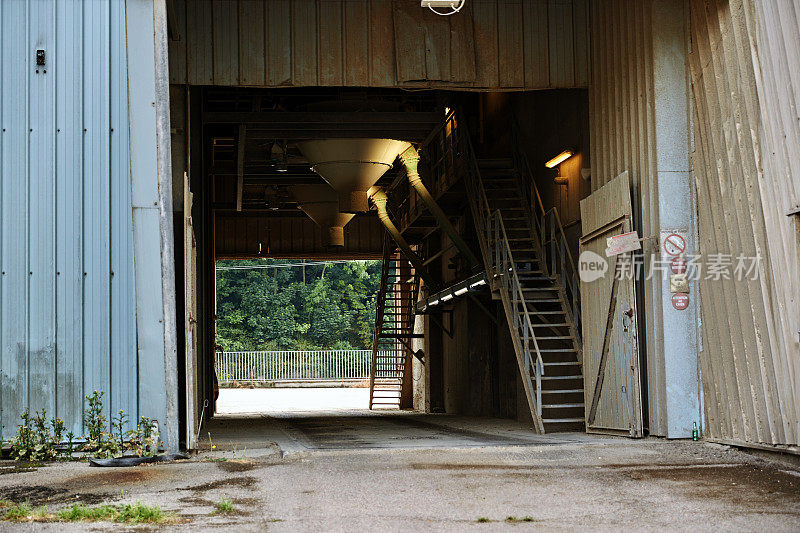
[505,515,537,523]
[56,504,118,522]
[476,517,492,523]
[2,502,48,521]
[115,502,166,523]
[212,498,236,514]
[3,501,171,524]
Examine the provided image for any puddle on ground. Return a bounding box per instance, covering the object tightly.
[0,485,111,506]
[181,476,258,492]
[0,461,43,475]
[216,460,256,473]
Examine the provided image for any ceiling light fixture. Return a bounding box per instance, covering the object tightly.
[421,0,466,16]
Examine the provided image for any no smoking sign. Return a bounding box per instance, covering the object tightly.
[663,233,686,256]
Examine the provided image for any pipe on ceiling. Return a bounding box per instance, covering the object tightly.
[399,146,480,269]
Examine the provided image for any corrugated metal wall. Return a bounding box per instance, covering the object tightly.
[689,0,799,449]
[168,0,589,90]
[588,0,669,435]
[0,0,139,439]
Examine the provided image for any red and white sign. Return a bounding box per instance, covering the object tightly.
[605,231,642,257]
[670,257,687,274]
[672,292,689,310]
[663,233,686,256]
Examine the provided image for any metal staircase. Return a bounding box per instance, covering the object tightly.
[455,114,584,432]
[369,237,421,409]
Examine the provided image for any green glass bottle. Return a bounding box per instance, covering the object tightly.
[692,422,699,441]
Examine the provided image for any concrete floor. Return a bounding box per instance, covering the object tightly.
[0,409,798,531]
[217,387,370,414]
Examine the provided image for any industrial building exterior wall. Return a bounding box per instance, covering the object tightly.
[168,0,589,90]
[689,0,799,450]
[0,0,138,439]
[0,0,177,449]
[588,0,700,438]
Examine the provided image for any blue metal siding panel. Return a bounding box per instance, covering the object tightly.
[0,0,139,440]
[1,0,31,438]
[55,0,85,436]
[109,0,137,429]
[29,0,57,417]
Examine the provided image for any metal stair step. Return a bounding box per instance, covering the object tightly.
[543,403,585,408]
[543,361,581,366]
[541,389,583,394]
[542,418,584,423]
[542,375,582,380]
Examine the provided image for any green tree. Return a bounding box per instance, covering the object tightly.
[215,259,382,351]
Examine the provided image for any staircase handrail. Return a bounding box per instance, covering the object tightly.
[489,209,545,431]
[512,128,582,342]
[369,236,393,408]
[451,112,544,432]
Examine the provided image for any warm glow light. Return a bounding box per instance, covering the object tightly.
[545,150,574,169]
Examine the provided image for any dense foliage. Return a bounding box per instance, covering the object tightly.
[215,259,382,351]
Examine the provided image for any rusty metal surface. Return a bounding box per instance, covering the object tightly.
[169,0,589,90]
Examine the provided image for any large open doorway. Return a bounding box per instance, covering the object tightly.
[214,258,382,415]
[171,85,619,452]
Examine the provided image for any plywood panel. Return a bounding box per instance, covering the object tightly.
[343,1,370,85]
[171,0,589,89]
[238,0,266,85]
[318,0,344,86]
[266,0,292,86]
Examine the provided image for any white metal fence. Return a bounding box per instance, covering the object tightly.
[216,350,395,383]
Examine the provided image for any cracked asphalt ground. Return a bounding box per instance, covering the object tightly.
[0,411,798,531]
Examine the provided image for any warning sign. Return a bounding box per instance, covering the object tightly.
[605,231,642,257]
[672,292,689,310]
[670,257,687,274]
[663,233,686,256]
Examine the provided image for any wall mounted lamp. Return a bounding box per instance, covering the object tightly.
[545,149,575,169]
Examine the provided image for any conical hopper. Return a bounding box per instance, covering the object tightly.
[288,184,355,246]
[297,139,411,213]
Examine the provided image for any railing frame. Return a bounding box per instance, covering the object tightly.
[215,349,386,383]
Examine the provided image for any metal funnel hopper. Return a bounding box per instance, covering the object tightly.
[287,184,355,246]
[297,139,411,213]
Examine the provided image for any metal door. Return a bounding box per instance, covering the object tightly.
[184,173,200,449]
[579,172,643,437]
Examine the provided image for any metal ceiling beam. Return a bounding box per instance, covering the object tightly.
[201,112,441,140]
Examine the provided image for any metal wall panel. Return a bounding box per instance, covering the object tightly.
[588,0,667,435]
[0,0,139,439]
[169,0,590,90]
[689,0,799,449]
[589,0,700,438]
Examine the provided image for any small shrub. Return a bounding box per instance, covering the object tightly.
[476,517,491,523]
[8,409,62,462]
[128,417,160,457]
